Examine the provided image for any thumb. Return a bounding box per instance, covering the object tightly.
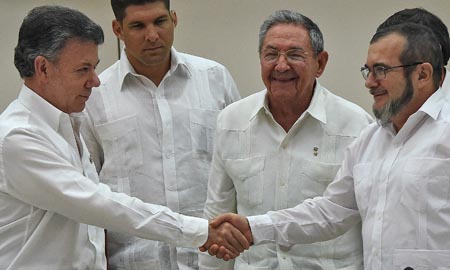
[210,213,235,228]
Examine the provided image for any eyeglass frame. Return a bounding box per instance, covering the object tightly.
[360,61,423,81]
[260,48,314,64]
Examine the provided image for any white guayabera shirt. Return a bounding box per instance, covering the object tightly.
[82,47,240,269]
[200,81,372,270]
[249,86,450,270]
[0,86,207,270]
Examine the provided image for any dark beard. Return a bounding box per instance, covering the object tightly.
[373,76,414,126]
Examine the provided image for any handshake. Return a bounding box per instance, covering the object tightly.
[199,213,252,261]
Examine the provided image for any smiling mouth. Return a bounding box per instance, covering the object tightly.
[272,76,297,82]
[370,89,387,97]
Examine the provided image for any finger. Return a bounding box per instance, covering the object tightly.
[230,224,250,250]
[210,213,234,227]
[219,246,235,261]
[199,245,206,252]
[207,244,219,256]
[216,246,229,260]
[224,225,245,252]
[221,246,236,261]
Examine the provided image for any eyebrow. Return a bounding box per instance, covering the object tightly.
[79,59,100,68]
[127,14,169,26]
[264,45,306,51]
[364,62,388,69]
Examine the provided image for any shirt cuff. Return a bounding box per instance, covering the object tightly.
[247,214,274,245]
[179,215,209,248]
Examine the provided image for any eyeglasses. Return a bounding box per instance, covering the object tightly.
[261,49,310,63]
[360,62,423,80]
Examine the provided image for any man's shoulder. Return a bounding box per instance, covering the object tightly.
[318,86,373,136]
[0,102,37,145]
[177,51,226,71]
[98,60,121,84]
[322,87,365,112]
[217,90,265,129]
[86,61,121,105]
[321,87,371,121]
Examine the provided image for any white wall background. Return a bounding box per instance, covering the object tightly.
[1,0,450,114]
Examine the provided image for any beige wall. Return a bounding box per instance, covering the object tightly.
[2,0,450,114]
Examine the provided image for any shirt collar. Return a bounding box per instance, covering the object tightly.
[419,86,445,120]
[305,80,327,124]
[117,47,191,91]
[250,80,327,124]
[442,68,450,96]
[18,84,86,133]
[375,86,446,128]
[249,90,268,121]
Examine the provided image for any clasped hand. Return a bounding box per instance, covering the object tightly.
[199,213,253,261]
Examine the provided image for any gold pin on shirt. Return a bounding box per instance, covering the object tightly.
[313,147,319,156]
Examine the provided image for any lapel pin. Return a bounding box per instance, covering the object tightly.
[313,147,319,156]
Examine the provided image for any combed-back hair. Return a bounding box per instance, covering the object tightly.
[111,0,170,21]
[258,10,324,55]
[377,8,449,66]
[14,5,104,78]
[372,23,443,89]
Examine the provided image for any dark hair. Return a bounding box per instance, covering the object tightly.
[111,0,170,21]
[14,5,104,78]
[258,10,324,54]
[377,8,450,66]
[371,23,443,89]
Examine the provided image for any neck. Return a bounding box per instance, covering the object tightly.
[133,61,170,87]
[391,86,436,132]
[126,51,172,87]
[269,97,310,132]
[142,67,169,86]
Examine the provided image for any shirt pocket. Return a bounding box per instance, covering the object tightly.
[95,114,143,177]
[353,163,372,217]
[224,156,266,208]
[189,108,220,163]
[292,160,340,201]
[401,158,450,212]
[393,249,450,270]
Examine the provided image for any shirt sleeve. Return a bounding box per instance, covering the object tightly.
[248,146,361,247]
[2,128,208,248]
[222,66,241,105]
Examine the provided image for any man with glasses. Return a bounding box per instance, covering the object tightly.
[198,10,372,270]
[208,22,450,270]
[376,8,450,100]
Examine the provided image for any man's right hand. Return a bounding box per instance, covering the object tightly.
[199,213,253,259]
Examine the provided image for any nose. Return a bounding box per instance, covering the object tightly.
[145,25,158,42]
[86,71,100,88]
[274,55,291,72]
[364,72,379,89]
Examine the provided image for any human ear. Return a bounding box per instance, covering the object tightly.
[34,56,49,78]
[112,20,124,40]
[315,50,328,78]
[418,62,433,82]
